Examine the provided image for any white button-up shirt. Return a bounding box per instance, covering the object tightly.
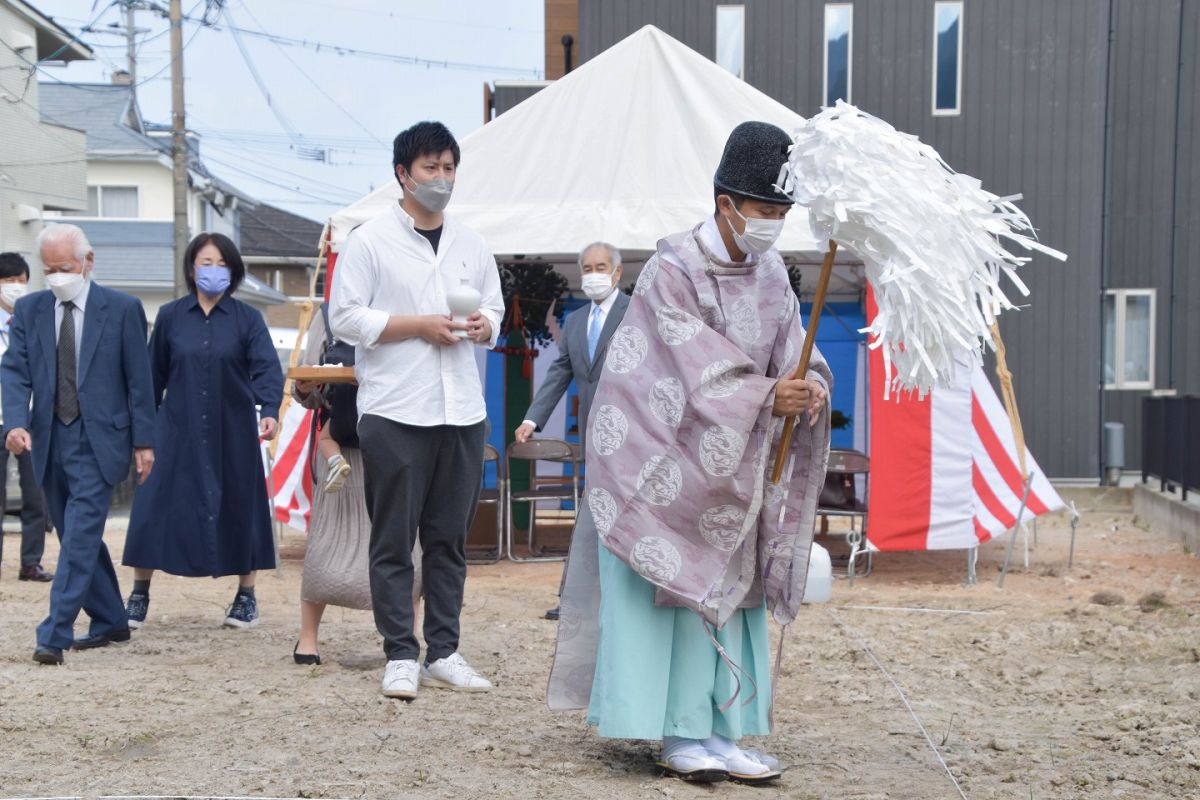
[329,203,505,427]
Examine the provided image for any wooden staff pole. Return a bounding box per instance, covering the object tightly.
[269,225,329,460]
[989,322,1028,478]
[771,240,838,483]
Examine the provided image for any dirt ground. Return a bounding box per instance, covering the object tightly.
[0,502,1197,800]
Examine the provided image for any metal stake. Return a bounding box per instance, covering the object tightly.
[1066,501,1080,570]
[997,472,1034,589]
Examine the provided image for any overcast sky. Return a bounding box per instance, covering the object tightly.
[35,0,544,224]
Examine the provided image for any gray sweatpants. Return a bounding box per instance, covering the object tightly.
[359,415,485,663]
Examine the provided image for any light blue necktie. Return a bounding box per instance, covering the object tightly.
[587,306,603,362]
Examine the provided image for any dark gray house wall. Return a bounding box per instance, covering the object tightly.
[578,1,1106,476]
[1102,0,1200,472]
[1176,2,1200,398]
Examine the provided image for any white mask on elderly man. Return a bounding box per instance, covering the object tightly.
[45,271,87,303]
[581,273,616,301]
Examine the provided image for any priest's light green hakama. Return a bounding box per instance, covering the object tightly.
[586,544,773,741]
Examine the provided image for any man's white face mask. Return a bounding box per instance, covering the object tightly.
[726,204,786,255]
[0,283,28,308]
[45,270,87,303]
[581,272,616,301]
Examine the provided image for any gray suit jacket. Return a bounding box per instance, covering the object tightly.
[525,292,629,443]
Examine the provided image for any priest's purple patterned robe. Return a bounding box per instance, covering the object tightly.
[548,218,832,711]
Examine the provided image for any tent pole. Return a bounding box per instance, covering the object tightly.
[772,240,838,483]
[965,546,977,587]
[997,472,1033,589]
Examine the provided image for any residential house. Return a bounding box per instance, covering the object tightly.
[0,0,91,261]
[37,78,288,320]
[239,201,325,328]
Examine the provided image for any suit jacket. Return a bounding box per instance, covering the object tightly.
[525,292,629,442]
[0,283,156,487]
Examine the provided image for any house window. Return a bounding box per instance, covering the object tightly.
[715,5,745,79]
[933,1,963,114]
[1104,289,1155,390]
[824,4,853,106]
[86,185,139,218]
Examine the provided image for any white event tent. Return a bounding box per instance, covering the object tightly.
[327,25,820,260]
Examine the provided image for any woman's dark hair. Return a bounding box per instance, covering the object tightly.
[0,251,30,280]
[392,121,461,184]
[183,232,245,295]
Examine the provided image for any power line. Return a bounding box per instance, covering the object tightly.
[185,18,542,78]
[200,142,363,197]
[199,151,361,205]
[234,2,389,149]
[277,0,542,35]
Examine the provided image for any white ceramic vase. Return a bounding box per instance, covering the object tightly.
[446,278,482,339]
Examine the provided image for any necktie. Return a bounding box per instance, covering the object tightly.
[56,300,79,425]
[587,305,603,362]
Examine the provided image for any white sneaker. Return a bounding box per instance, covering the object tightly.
[419,652,492,692]
[323,454,351,493]
[381,659,419,700]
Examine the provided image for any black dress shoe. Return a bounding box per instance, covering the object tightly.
[18,564,53,582]
[293,642,321,665]
[544,606,560,621]
[71,628,132,650]
[33,646,63,665]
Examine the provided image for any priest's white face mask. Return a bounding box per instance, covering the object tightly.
[718,196,792,256]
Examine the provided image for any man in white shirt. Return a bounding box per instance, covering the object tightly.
[0,252,51,583]
[329,122,504,700]
[514,242,628,620]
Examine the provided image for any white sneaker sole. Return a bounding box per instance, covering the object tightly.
[323,461,351,493]
[381,685,418,701]
[127,618,145,630]
[222,616,261,629]
[419,675,492,692]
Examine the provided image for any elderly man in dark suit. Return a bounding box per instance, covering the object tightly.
[515,241,629,620]
[2,223,156,665]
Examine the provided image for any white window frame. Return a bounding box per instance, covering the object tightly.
[931,0,964,116]
[1104,288,1156,390]
[823,3,853,107]
[86,185,141,219]
[715,5,745,80]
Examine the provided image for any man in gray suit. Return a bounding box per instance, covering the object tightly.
[515,242,628,620]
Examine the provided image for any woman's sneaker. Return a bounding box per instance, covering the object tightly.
[222,592,260,628]
[419,652,492,692]
[125,592,149,629]
[323,454,352,493]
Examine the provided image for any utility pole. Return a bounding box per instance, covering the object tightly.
[124,3,137,97]
[169,0,188,296]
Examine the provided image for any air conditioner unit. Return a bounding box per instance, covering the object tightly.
[16,204,41,223]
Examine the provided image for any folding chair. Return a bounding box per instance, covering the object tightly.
[468,443,505,564]
[816,448,872,581]
[505,438,580,562]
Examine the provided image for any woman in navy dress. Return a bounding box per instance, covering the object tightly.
[122,233,283,629]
